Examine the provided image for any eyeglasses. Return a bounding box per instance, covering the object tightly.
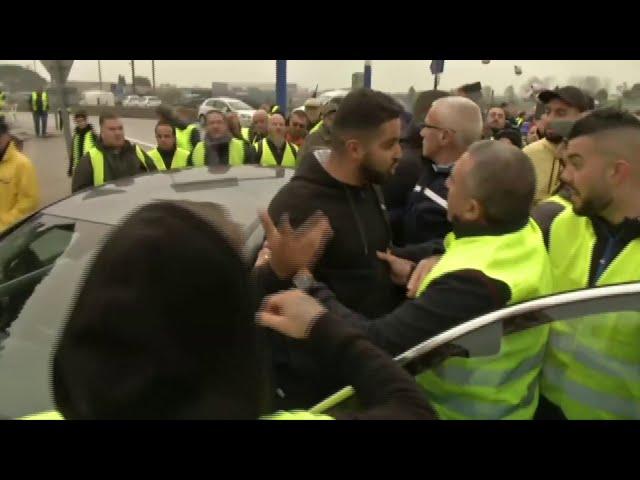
[417,122,456,133]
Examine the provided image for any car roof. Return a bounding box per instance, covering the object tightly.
[44,165,293,228]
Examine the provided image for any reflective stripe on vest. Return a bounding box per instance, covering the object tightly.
[256,139,298,168]
[415,219,553,420]
[19,409,333,420]
[262,410,334,420]
[310,120,323,134]
[191,138,245,167]
[31,91,49,111]
[147,147,190,171]
[541,208,640,419]
[176,124,197,152]
[72,131,96,170]
[88,145,150,187]
[20,410,64,420]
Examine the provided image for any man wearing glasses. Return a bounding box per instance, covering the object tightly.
[393,96,483,263]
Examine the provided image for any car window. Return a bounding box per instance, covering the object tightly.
[0,216,76,332]
[321,285,640,419]
[206,99,216,107]
[213,101,225,110]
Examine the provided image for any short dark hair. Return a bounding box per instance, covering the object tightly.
[99,112,120,126]
[466,140,536,227]
[74,111,88,120]
[155,121,176,136]
[289,110,308,126]
[494,128,523,149]
[331,88,404,150]
[0,116,8,136]
[568,107,640,141]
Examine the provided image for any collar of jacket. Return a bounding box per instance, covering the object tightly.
[452,216,529,239]
[591,214,640,240]
[95,138,135,154]
[0,140,15,163]
[431,161,453,174]
[75,124,94,135]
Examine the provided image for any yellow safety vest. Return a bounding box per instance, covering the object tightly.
[87,145,157,187]
[20,410,333,420]
[255,138,298,169]
[309,120,323,134]
[191,138,246,167]
[31,91,49,111]
[416,219,553,420]
[175,124,197,152]
[72,130,96,170]
[541,208,640,419]
[146,147,190,171]
[545,193,572,210]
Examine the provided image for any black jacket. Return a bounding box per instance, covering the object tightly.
[266,149,405,408]
[383,144,424,246]
[394,160,453,263]
[68,124,98,176]
[72,139,158,193]
[268,149,402,317]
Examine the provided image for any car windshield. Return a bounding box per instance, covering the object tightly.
[226,100,252,110]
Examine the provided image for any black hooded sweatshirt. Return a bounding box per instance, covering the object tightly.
[268,149,403,318]
[267,149,406,408]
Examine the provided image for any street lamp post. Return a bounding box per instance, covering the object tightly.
[98,60,103,90]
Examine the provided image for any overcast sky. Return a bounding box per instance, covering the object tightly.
[3,60,639,93]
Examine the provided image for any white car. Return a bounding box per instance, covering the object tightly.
[122,95,143,107]
[141,96,162,108]
[198,97,255,127]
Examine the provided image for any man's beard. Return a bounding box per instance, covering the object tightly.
[569,187,613,217]
[361,153,393,185]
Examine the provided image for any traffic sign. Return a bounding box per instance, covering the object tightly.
[430,60,445,75]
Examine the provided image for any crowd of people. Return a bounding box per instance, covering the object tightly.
[2,79,639,420]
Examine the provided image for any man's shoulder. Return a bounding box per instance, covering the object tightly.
[523,139,555,159]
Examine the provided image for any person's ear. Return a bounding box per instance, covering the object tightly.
[345,138,364,159]
[464,198,483,222]
[610,159,632,186]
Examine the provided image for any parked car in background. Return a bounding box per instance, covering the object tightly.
[79,90,115,107]
[198,97,256,127]
[122,95,143,107]
[141,96,162,108]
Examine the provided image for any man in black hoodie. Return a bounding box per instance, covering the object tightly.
[67,111,97,177]
[267,88,405,408]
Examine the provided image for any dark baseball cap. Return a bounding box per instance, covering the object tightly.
[538,86,590,112]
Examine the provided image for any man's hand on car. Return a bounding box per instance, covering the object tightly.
[258,289,327,339]
[406,255,442,299]
[258,210,333,279]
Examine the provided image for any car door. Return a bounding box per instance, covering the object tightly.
[0,214,110,419]
[313,283,640,419]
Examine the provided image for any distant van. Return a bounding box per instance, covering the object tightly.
[79,90,115,106]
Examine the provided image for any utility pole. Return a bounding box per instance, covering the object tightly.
[275,60,287,115]
[130,60,136,95]
[151,60,156,92]
[364,61,372,88]
[98,60,103,90]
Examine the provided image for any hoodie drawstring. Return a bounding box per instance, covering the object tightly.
[343,185,369,256]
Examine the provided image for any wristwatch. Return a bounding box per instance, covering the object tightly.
[293,270,315,292]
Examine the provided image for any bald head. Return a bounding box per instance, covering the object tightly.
[466,140,536,226]
[431,96,484,149]
[252,110,269,135]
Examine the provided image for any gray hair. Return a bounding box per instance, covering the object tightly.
[466,140,536,226]
[432,96,483,149]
